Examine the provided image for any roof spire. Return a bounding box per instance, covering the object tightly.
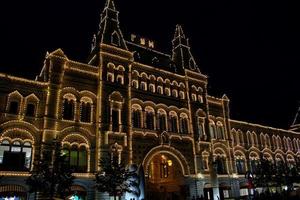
[105,0,116,10]
[290,104,300,132]
[171,24,201,74]
[174,24,186,39]
[88,0,127,65]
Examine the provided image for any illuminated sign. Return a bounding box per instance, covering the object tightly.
[131,34,155,48]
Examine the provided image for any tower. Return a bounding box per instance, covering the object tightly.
[172,25,201,75]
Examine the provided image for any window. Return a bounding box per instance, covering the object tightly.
[107,72,114,82]
[0,140,32,171]
[180,118,189,134]
[179,91,185,99]
[140,82,147,91]
[209,124,216,138]
[25,103,35,117]
[215,157,227,174]
[157,86,163,95]
[236,158,245,174]
[132,80,138,89]
[132,110,141,128]
[63,146,87,173]
[169,116,178,133]
[250,159,259,173]
[80,102,91,123]
[146,112,154,130]
[165,88,171,96]
[112,110,119,132]
[149,84,155,93]
[116,75,124,85]
[158,114,166,131]
[172,89,178,98]
[63,99,75,120]
[217,125,225,139]
[8,101,19,114]
[197,119,204,139]
[191,93,197,101]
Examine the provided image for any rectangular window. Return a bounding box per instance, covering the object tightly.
[112,110,119,132]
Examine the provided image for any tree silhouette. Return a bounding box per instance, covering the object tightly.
[95,155,140,200]
[26,140,74,199]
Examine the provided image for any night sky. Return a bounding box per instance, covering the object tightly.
[0,0,299,129]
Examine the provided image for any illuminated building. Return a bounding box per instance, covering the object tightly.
[0,0,300,199]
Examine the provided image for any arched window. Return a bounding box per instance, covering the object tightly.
[140,81,147,91]
[25,103,35,117]
[215,156,227,174]
[63,146,87,173]
[169,115,178,133]
[172,89,178,98]
[249,156,259,173]
[157,86,163,95]
[165,88,171,96]
[179,91,185,99]
[235,156,246,174]
[132,109,142,128]
[191,93,197,101]
[180,117,189,134]
[149,84,155,93]
[8,101,19,114]
[216,123,225,139]
[109,92,124,133]
[116,75,124,85]
[80,102,91,123]
[107,72,114,82]
[132,80,138,89]
[209,123,216,138]
[158,113,166,131]
[63,99,75,120]
[0,140,32,171]
[145,112,154,130]
[197,118,204,139]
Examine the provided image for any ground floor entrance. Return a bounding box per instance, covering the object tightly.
[145,153,188,200]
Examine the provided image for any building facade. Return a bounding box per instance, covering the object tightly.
[0,0,300,199]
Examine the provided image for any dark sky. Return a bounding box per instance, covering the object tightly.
[0,0,299,129]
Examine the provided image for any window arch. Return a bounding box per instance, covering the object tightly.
[80,98,92,123]
[145,107,155,130]
[169,112,178,133]
[63,145,87,173]
[215,155,227,174]
[216,122,225,140]
[149,84,155,93]
[157,109,167,131]
[209,122,216,139]
[24,94,39,117]
[179,114,189,134]
[165,88,171,96]
[0,140,32,171]
[7,91,23,115]
[116,75,124,85]
[62,94,76,120]
[140,81,147,91]
[235,153,246,174]
[179,91,185,99]
[191,93,197,101]
[132,80,139,89]
[132,104,142,128]
[172,89,178,98]
[109,91,124,132]
[157,86,163,95]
